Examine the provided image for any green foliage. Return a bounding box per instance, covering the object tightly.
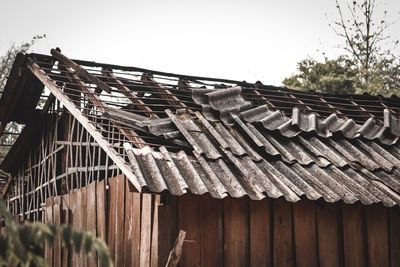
[283,56,361,94]
[364,56,400,95]
[283,55,400,95]
[0,200,113,267]
[283,0,400,96]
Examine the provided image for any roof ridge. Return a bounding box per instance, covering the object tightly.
[28,52,400,99]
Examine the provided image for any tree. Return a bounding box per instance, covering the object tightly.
[282,56,361,94]
[0,200,113,267]
[283,0,400,95]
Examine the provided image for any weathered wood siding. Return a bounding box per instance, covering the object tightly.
[41,175,400,267]
[165,195,399,267]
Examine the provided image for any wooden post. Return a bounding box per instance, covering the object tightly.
[165,230,186,267]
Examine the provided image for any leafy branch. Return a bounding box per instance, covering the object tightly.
[0,200,113,267]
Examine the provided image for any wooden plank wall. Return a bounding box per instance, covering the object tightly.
[42,179,107,267]
[43,175,160,267]
[171,195,400,267]
[41,176,400,267]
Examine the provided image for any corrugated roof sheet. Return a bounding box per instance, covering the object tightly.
[194,87,400,144]
[122,106,400,207]
[106,84,400,206]
[2,51,400,206]
[123,143,400,206]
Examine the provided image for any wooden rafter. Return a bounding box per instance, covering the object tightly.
[141,73,188,108]
[26,59,142,192]
[350,98,375,119]
[102,69,157,118]
[288,93,312,111]
[50,48,112,94]
[315,96,345,117]
[253,84,277,109]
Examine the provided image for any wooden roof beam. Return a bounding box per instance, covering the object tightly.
[141,73,188,109]
[26,59,142,192]
[50,48,112,94]
[58,64,104,111]
[101,69,157,118]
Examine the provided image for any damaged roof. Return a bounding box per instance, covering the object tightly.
[1,48,400,206]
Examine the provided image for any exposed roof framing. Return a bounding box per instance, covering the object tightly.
[55,57,145,147]
[141,73,188,109]
[50,48,112,94]
[26,57,142,191]
[102,69,157,118]
[26,51,400,123]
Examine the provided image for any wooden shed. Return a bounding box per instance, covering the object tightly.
[1,49,400,267]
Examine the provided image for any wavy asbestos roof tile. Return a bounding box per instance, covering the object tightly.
[123,144,400,206]
[192,87,252,124]
[385,109,400,136]
[138,118,180,139]
[240,105,400,145]
[191,88,219,121]
[191,86,400,144]
[228,114,400,172]
[166,109,222,160]
[122,108,400,172]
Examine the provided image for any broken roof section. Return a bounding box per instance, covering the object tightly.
[1,48,400,206]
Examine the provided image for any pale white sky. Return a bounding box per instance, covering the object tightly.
[1,0,399,85]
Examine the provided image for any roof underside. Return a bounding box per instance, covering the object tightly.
[1,49,400,206]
